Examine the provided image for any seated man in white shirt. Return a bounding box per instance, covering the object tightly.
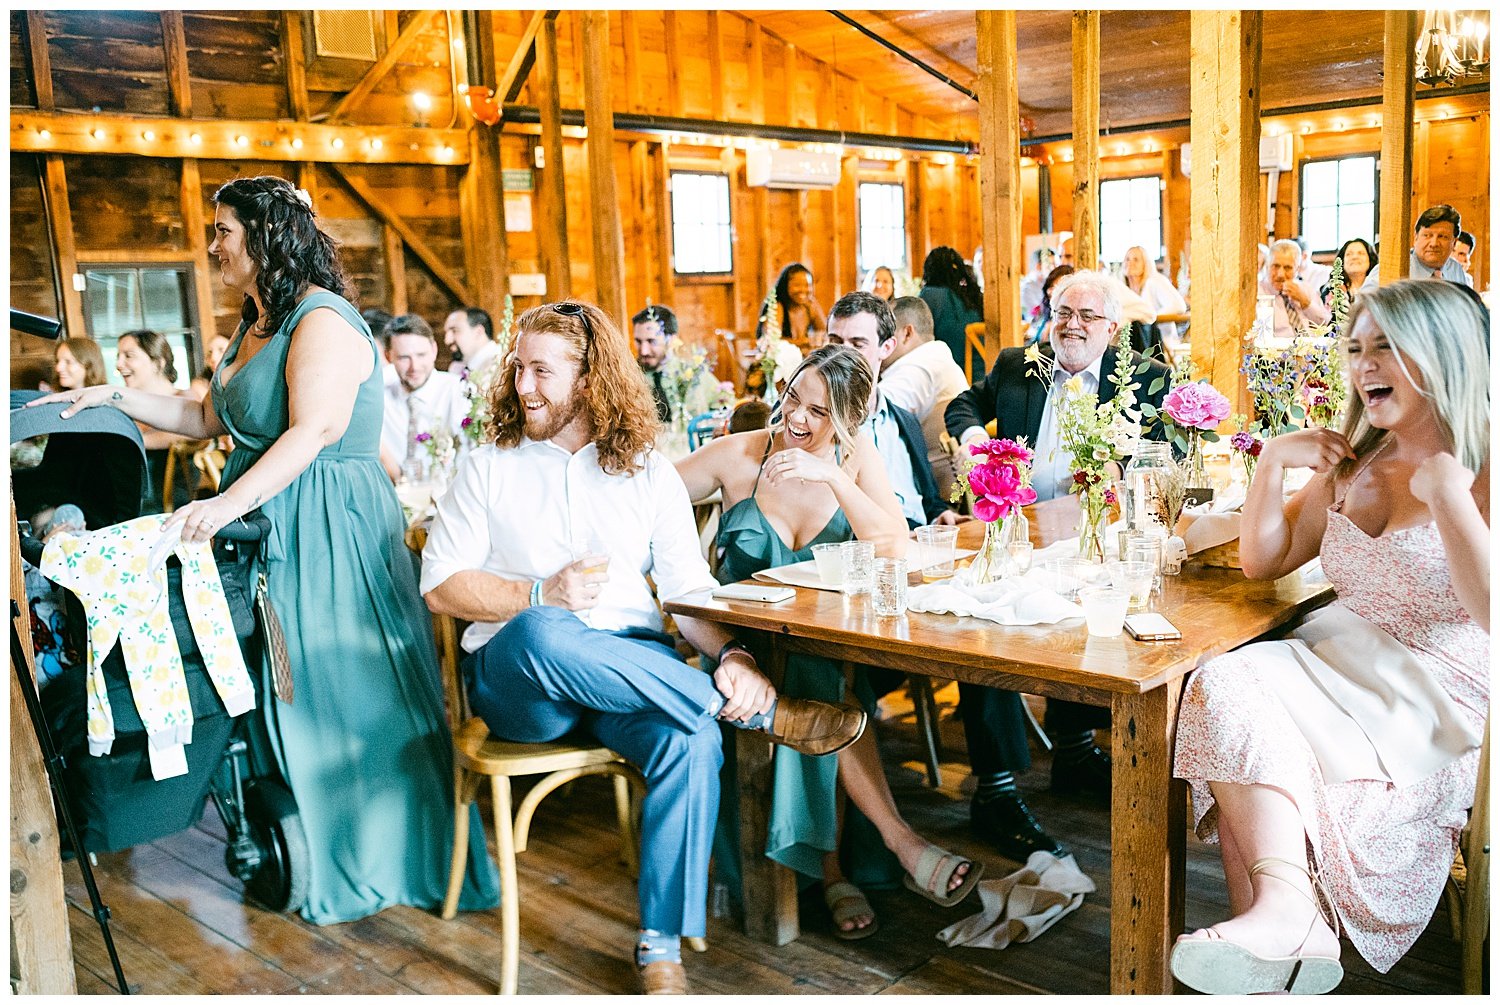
[1259,239,1332,338]
[443,306,501,383]
[879,296,971,500]
[420,301,863,993]
[1294,235,1332,291]
[380,314,467,482]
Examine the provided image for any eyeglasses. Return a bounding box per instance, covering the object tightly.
[551,302,595,370]
[1052,308,1109,327]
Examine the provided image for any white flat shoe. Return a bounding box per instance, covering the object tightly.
[1171,930,1343,995]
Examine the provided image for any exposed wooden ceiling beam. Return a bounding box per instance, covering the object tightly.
[324,9,439,123]
[12,111,468,166]
[327,164,475,306]
[496,10,559,107]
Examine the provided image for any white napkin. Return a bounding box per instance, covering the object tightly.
[1179,485,1247,555]
[936,851,1096,949]
[906,569,1083,626]
[753,549,976,594]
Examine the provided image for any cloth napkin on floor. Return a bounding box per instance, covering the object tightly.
[936,851,1096,950]
[906,570,1083,626]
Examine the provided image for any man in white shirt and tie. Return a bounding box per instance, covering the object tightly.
[1259,239,1332,339]
[443,306,501,383]
[379,314,466,482]
[420,301,862,993]
[944,272,1173,805]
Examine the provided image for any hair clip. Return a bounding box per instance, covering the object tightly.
[295,188,313,210]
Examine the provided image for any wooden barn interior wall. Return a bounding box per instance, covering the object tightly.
[8,10,1491,386]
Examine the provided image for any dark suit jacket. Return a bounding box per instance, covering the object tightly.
[885,397,950,526]
[944,344,1173,455]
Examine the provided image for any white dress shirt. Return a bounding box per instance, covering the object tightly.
[1031,356,1104,502]
[1257,278,1332,338]
[381,370,466,465]
[864,389,927,526]
[420,439,719,652]
[1135,272,1189,344]
[880,340,970,481]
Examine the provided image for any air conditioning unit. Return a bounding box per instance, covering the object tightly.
[745,148,841,189]
[1180,142,1191,179]
[1259,134,1293,172]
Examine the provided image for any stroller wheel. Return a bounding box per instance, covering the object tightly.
[241,781,309,913]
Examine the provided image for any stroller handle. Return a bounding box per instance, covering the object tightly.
[215,511,272,544]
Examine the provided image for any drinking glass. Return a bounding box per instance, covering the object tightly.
[1123,531,1165,592]
[1079,587,1130,637]
[840,540,876,596]
[871,558,909,616]
[571,532,610,576]
[914,524,959,581]
[812,542,845,586]
[1043,557,1085,601]
[1005,540,1034,575]
[1107,560,1155,611]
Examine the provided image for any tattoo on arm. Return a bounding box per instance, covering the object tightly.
[110,390,123,402]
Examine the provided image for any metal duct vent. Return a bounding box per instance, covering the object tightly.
[312,11,377,61]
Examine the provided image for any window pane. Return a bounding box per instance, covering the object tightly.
[671,172,733,275]
[1098,176,1162,265]
[1338,157,1375,204]
[857,182,906,273]
[1304,207,1337,252]
[1337,203,1374,248]
[1302,161,1338,208]
[84,266,197,389]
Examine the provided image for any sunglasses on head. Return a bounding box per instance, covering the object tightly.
[550,302,596,369]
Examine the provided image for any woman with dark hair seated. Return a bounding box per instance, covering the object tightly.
[918,246,984,379]
[1323,237,1378,306]
[36,175,498,926]
[758,262,827,350]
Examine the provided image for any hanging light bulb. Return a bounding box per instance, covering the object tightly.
[1416,9,1489,85]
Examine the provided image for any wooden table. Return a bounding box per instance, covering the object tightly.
[664,496,1334,995]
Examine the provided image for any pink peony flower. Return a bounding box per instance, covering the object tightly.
[969,437,1034,467]
[967,458,1036,523]
[1162,381,1231,430]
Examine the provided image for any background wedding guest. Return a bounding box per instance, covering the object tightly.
[879,296,971,498]
[1324,238,1378,304]
[758,262,826,349]
[863,265,897,302]
[1293,235,1332,291]
[1123,245,1189,346]
[379,313,466,483]
[1366,204,1473,289]
[1026,264,1075,344]
[918,246,984,380]
[1260,239,1332,337]
[114,329,197,512]
[1171,279,1489,995]
[191,333,232,400]
[443,306,499,381]
[49,337,107,393]
[632,304,677,422]
[361,306,395,384]
[1452,230,1476,287]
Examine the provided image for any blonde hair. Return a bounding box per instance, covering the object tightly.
[1338,279,1489,476]
[768,345,873,464]
[488,302,660,475]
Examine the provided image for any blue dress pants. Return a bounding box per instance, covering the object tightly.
[466,606,724,937]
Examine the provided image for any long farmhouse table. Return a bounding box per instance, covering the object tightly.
[665,496,1334,994]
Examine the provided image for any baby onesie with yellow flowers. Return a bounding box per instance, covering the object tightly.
[41,514,255,780]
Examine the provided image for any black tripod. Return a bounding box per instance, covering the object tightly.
[11,601,129,994]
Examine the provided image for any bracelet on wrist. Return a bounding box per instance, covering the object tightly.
[717,639,751,665]
[530,580,544,607]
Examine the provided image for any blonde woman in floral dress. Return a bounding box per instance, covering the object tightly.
[1171,279,1489,994]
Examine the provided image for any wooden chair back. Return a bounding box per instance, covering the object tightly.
[964,322,987,385]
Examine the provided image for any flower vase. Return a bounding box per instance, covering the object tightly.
[1077,491,1109,564]
[968,519,1015,585]
[1183,432,1215,507]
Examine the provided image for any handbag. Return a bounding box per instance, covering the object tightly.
[255,572,294,704]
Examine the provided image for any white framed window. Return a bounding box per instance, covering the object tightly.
[669,171,733,275]
[1098,175,1163,265]
[1299,155,1377,254]
[80,263,200,390]
[857,181,907,273]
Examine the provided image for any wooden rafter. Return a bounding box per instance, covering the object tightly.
[25,11,53,112]
[496,10,558,107]
[324,9,439,123]
[280,12,311,122]
[160,11,191,118]
[327,164,475,306]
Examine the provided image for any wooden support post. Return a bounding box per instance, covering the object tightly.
[179,158,220,347]
[42,156,87,338]
[461,9,509,317]
[536,14,571,301]
[621,11,642,111]
[581,11,627,330]
[976,11,1021,359]
[836,154,860,297]
[383,225,409,314]
[330,165,476,306]
[781,42,796,124]
[652,142,674,306]
[160,11,191,118]
[25,11,54,112]
[1189,11,1262,417]
[708,11,726,120]
[1378,9,1417,284]
[10,511,76,995]
[327,10,438,122]
[747,20,765,124]
[280,12,310,121]
[1071,11,1100,271]
[664,12,683,118]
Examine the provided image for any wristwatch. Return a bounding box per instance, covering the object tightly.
[717,639,752,665]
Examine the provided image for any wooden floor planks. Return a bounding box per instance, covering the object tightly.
[61,692,1466,995]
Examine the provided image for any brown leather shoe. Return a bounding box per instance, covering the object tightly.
[766,697,867,756]
[638,960,687,995]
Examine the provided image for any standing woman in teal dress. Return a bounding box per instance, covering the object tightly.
[676,346,983,940]
[37,175,498,925]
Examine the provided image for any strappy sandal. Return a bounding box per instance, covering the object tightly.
[902,844,985,908]
[1170,856,1344,995]
[823,880,879,941]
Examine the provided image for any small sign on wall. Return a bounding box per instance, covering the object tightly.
[502,169,534,192]
[504,193,532,232]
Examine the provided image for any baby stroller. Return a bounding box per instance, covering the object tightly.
[11,391,308,912]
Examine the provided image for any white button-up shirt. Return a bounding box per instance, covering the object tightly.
[381,370,466,465]
[864,389,927,526]
[419,438,719,653]
[880,340,970,482]
[1031,355,1104,502]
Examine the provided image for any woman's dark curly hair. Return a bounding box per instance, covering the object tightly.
[921,246,983,315]
[211,176,350,338]
[772,262,815,339]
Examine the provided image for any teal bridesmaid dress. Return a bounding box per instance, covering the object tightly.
[213,291,498,925]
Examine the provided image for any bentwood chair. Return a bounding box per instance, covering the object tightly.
[963,322,987,385]
[1444,718,1490,994]
[405,523,648,995]
[161,439,212,512]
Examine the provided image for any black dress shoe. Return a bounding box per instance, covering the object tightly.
[970,793,1064,862]
[1050,744,1111,803]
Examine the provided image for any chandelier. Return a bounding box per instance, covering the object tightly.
[1416,9,1490,86]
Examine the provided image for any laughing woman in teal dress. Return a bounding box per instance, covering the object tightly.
[676,346,983,940]
[38,175,497,925]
